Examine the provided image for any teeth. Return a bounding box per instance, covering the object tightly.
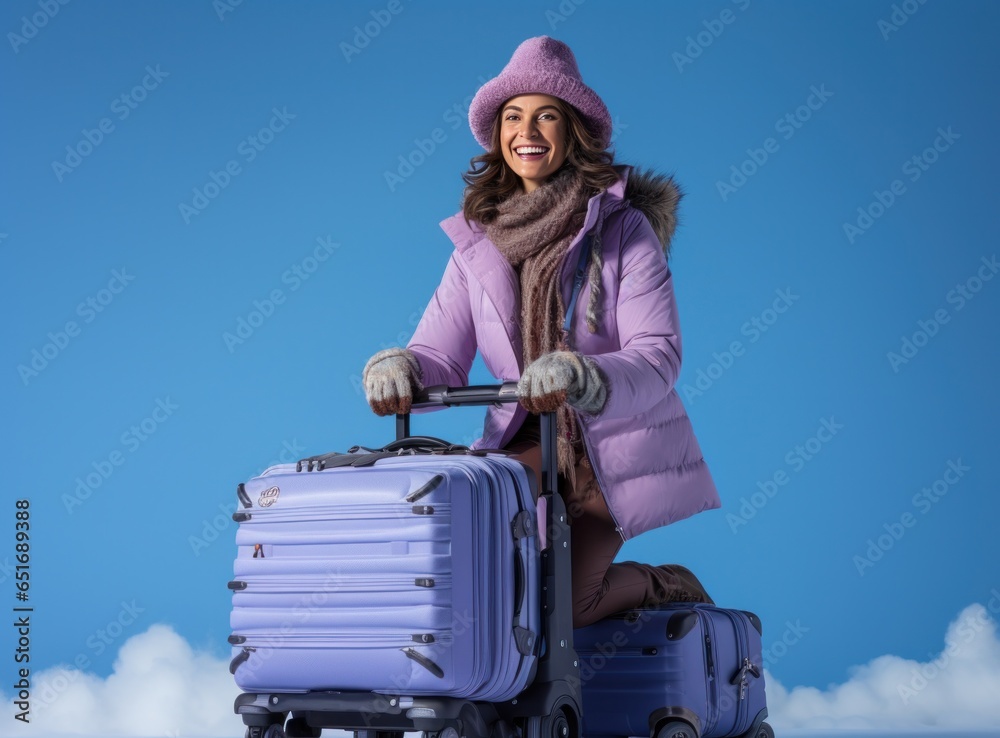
[515,146,548,154]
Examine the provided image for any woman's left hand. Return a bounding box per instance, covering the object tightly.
[517,351,608,415]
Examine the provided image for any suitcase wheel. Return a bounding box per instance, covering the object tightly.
[245,726,285,738]
[654,720,696,738]
[420,730,458,738]
[754,723,775,738]
[285,717,321,738]
[521,703,576,738]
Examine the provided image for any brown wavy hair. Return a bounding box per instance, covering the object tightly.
[461,99,619,226]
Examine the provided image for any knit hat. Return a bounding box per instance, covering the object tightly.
[469,36,612,150]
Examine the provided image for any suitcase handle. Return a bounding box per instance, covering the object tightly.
[412,383,521,407]
[401,383,558,499]
[512,548,526,618]
[381,436,467,453]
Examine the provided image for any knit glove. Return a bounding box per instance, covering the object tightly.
[362,348,423,416]
[517,351,608,415]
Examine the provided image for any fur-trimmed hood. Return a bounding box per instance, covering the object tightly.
[622,166,683,260]
[579,165,683,333]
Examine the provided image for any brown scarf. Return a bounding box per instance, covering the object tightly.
[485,166,592,487]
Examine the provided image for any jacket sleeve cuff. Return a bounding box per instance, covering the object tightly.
[569,353,609,416]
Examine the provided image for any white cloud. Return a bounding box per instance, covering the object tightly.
[2,604,999,736]
[0,624,242,737]
[767,602,1000,731]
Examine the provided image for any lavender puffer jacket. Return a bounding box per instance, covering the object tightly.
[407,165,720,541]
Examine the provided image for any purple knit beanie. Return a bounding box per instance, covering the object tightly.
[468,36,612,150]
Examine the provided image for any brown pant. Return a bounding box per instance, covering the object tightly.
[506,439,713,629]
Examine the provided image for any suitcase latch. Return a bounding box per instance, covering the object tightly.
[730,657,761,700]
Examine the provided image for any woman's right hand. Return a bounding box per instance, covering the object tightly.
[362,348,423,416]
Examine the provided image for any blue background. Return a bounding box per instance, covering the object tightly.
[2,0,998,724]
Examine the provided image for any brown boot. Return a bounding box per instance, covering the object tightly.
[666,564,714,605]
[634,563,714,608]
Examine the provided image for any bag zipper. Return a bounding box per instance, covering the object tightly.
[232,575,451,593]
[702,610,720,736]
[235,631,453,647]
[238,502,450,523]
[724,610,760,733]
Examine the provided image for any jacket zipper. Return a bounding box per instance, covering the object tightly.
[559,197,656,542]
[576,419,626,540]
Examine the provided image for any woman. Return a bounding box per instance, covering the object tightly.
[362,36,721,628]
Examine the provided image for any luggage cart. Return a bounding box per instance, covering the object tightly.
[234,383,582,738]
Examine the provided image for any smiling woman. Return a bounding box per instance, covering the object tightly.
[362,35,720,629]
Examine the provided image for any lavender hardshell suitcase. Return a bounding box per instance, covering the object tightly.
[228,449,540,702]
[573,603,771,738]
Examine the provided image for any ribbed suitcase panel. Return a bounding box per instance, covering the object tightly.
[341,454,540,701]
[234,555,452,577]
[232,603,454,631]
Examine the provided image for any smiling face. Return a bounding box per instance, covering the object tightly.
[498,94,569,193]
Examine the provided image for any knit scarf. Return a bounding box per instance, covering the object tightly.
[485,166,593,488]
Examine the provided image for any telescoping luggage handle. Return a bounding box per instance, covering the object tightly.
[403,382,558,499]
[405,383,579,702]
